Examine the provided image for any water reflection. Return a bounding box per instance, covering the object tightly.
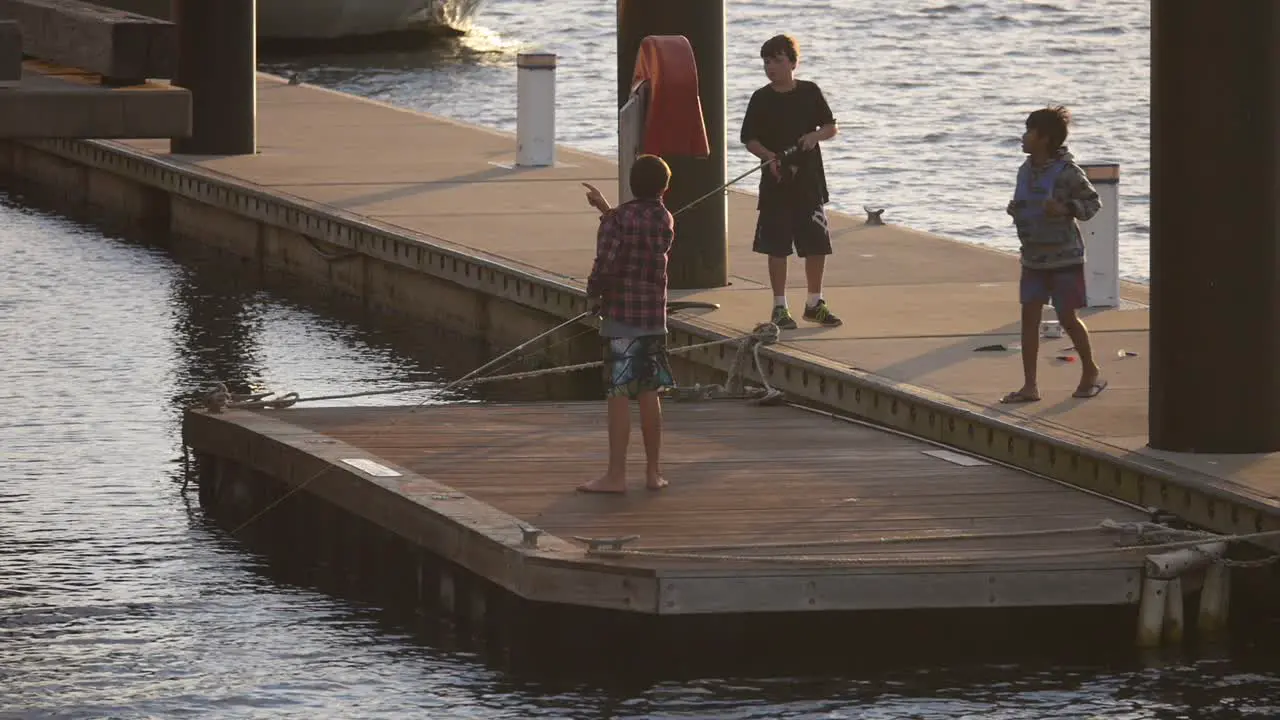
[168,261,266,410]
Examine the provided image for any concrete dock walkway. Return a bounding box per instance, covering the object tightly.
[35,74,1280,541]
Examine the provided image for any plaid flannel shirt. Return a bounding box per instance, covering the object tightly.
[586,197,673,331]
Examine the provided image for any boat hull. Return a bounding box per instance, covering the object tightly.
[94,0,481,39]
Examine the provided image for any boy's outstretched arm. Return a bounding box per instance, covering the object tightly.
[1063,165,1102,222]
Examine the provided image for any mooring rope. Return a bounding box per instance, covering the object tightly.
[586,525,1280,567]
[209,321,783,411]
[619,519,1218,555]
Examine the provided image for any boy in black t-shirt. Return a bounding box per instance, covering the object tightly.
[740,34,841,329]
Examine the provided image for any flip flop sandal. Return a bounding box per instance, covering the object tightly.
[1072,379,1109,399]
[1000,390,1040,404]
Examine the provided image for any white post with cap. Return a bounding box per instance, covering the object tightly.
[1079,162,1121,307]
[516,52,557,167]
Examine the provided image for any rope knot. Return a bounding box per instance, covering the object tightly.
[204,382,229,413]
[749,322,780,346]
[261,392,300,409]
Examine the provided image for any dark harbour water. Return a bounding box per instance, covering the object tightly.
[5,0,1280,715]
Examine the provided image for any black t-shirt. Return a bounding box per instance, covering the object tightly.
[739,80,835,209]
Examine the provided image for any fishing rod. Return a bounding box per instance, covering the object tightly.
[670,144,800,218]
[448,310,594,389]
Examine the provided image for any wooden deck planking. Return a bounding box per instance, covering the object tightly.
[274,401,1150,571]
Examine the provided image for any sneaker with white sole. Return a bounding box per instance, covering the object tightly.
[771,305,797,330]
[802,300,843,327]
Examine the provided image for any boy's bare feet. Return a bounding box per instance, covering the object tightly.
[1000,385,1041,404]
[646,469,668,491]
[577,473,627,494]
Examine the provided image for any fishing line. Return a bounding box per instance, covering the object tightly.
[668,145,799,218]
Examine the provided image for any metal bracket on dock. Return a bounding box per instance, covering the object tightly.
[518,525,543,549]
[572,535,640,554]
[864,205,886,226]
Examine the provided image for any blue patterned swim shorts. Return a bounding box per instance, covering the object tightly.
[603,334,675,399]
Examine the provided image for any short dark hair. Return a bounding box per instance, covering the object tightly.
[630,154,671,200]
[1026,105,1071,151]
[760,34,799,63]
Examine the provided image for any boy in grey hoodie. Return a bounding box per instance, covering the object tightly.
[1001,105,1106,404]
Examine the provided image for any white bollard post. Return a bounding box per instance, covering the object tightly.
[1079,162,1121,308]
[516,52,557,167]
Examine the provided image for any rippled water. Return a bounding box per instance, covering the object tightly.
[263,0,1153,281]
[4,1,1280,717]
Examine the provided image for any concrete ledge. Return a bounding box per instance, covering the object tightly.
[0,0,174,81]
[0,60,189,138]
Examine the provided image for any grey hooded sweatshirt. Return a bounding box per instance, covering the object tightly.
[1006,146,1103,270]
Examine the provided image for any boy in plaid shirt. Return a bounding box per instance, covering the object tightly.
[579,155,675,493]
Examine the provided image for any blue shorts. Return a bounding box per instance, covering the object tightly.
[603,335,674,399]
[1020,264,1086,313]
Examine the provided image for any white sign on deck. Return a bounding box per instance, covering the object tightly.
[340,458,402,478]
[922,449,990,467]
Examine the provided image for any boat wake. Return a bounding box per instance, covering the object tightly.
[425,0,486,34]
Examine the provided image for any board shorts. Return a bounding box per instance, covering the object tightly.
[753,201,833,258]
[603,334,675,399]
[1020,264,1087,313]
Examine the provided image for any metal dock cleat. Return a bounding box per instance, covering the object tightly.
[518,525,543,548]
[572,534,640,554]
